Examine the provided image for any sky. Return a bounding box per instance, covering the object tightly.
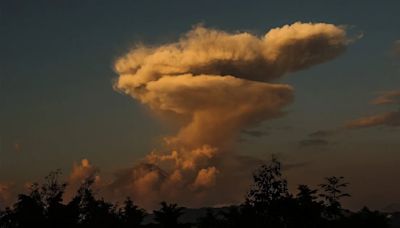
[1,0,400,210]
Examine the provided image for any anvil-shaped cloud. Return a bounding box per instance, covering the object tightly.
[111,22,350,209]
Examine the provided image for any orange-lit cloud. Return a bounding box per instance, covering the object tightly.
[346,111,400,129]
[346,90,400,129]
[0,183,13,208]
[112,22,351,209]
[371,90,400,105]
[192,167,219,189]
[64,159,100,201]
[393,40,400,57]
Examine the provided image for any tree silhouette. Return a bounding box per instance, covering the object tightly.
[196,209,221,228]
[72,177,120,227]
[0,207,16,227]
[246,156,288,206]
[11,183,46,227]
[119,197,146,227]
[153,202,185,228]
[41,170,70,227]
[319,176,350,219]
[297,185,318,203]
[346,207,389,228]
[245,156,291,227]
[0,162,394,228]
[294,185,325,228]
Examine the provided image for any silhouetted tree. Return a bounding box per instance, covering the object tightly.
[73,177,120,228]
[297,185,318,203]
[246,156,288,207]
[294,185,325,227]
[245,156,292,227]
[319,176,350,220]
[0,163,395,228]
[40,170,70,228]
[0,207,17,228]
[64,193,81,227]
[153,202,185,228]
[12,183,46,227]
[196,208,221,228]
[119,197,146,227]
[345,207,390,228]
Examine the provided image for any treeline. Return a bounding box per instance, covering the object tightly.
[0,158,391,228]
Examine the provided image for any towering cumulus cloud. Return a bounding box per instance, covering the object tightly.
[113,22,349,209]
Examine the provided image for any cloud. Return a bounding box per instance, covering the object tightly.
[241,129,269,138]
[298,129,340,149]
[299,139,330,147]
[346,111,400,129]
[392,40,400,57]
[308,130,335,138]
[136,74,293,148]
[115,22,347,88]
[103,163,168,209]
[346,90,400,129]
[370,90,400,105]
[0,183,12,208]
[112,22,351,209]
[312,91,400,132]
[192,167,219,189]
[64,159,100,201]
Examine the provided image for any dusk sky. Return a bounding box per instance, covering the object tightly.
[1,0,400,210]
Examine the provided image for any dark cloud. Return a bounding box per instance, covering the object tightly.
[282,161,310,170]
[299,139,330,147]
[308,130,334,138]
[299,129,338,148]
[241,129,268,138]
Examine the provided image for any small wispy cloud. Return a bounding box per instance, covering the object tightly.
[346,111,400,129]
[392,40,400,57]
[241,129,268,138]
[346,90,400,129]
[308,130,335,138]
[370,90,400,105]
[298,138,330,148]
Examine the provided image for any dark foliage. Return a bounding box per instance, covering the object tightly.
[0,158,392,228]
[153,202,188,228]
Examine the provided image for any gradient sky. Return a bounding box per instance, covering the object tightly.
[1,0,400,210]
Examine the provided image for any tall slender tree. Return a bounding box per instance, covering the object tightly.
[319,176,350,219]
